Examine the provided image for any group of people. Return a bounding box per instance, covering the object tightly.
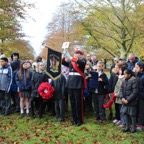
[0,50,144,133]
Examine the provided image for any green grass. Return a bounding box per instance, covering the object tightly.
[0,109,144,144]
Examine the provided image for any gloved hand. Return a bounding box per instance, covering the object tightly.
[65,51,72,60]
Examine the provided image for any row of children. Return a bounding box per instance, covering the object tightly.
[0,53,67,123]
[85,54,144,133]
[0,52,144,132]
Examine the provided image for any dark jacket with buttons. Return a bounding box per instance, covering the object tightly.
[51,74,66,100]
[31,71,48,97]
[62,57,86,89]
[120,76,139,106]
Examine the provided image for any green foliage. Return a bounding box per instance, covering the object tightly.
[0,0,35,56]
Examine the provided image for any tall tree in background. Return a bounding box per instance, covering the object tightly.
[74,0,144,58]
[0,0,34,56]
[43,2,86,56]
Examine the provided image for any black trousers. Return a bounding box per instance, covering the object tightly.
[85,92,93,111]
[30,96,43,117]
[69,89,84,123]
[11,92,20,111]
[0,90,11,114]
[55,99,65,120]
[115,103,120,120]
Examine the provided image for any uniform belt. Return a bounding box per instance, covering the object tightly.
[69,72,81,76]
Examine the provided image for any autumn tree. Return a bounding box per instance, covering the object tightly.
[0,0,34,55]
[42,2,87,58]
[74,0,144,58]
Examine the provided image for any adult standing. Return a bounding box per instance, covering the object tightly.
[91,55,98,67]
[10,52,21,112]
[127,53,140,70]
[62,49,86,126]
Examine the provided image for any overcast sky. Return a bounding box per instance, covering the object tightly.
[22,0,65,55]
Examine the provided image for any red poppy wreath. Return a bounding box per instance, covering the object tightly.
[38,82,54,100]
[103,92,116,109]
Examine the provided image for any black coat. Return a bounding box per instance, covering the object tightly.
[120,76,139,106]
[31,71,48,97]
[89,72,109,95]
[109,73,119,93]
[136,72,144,100]
[51,74,66,100]
[62,58,86,89]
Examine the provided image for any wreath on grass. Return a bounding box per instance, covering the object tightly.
[38,82,54,100]
[103,92,116,109]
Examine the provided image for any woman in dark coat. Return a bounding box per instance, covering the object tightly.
[120,69,139,133]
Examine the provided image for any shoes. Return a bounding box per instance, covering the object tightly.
[95,117,100,120]
[31,115,36,119]
[136,125,144,131]
[76,122,83,126]
[130,130,136,133]
[113,119,118,124]
[116,120,121,125]
[3,112,10,116]
[21,113,25,118]
[123,129,130,133]
[14,109,20,113]
[39,115,43,118]
[71,121,78,125]
[99,120,105,123]
[26,113,30,117]
[119,124,125,128]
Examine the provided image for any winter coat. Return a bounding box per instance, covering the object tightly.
[0,64,12,92]
[127,57,140,70]
[31,71,48,97]
[10,70,18,92]
[10,60,20,71]
[51,74,66,100]
[120,76,139,107]
[89,71,109,95]
[62,57,86,89]
[114,76,125,104]
[15,70,32,92]
[136,72,144,100]
[109,72,119,93]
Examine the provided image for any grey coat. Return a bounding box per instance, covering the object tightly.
[120,76,139,107]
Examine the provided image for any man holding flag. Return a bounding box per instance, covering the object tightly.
[62,48,86,126]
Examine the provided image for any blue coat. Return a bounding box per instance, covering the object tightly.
[15,70,32,92]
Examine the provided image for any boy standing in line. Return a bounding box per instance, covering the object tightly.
[0,57,13,116]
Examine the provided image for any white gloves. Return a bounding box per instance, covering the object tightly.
[65,51,72,60]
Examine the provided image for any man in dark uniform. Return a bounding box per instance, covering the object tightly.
[62,49,86,126]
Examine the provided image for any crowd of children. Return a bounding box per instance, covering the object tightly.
[0,52,144,133]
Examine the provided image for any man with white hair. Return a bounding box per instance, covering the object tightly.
[91,55,98,66]
[127,53,140,70]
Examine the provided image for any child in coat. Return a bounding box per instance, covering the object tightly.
[51,74,66,122]
[120,69,139,133]
[89,61,109,122]
[31,62,48,118]
[16,60,32,117]
[0,57,13,116]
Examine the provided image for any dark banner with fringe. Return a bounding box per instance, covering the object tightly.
[45,48,61,80]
